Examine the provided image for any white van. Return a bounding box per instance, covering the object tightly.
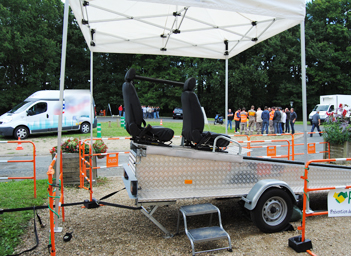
[0,90,97,139]
[309,94,351,123]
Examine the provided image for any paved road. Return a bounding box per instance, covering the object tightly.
[0,124,325,181]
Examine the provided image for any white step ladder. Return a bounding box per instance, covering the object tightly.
[176,203,232,255]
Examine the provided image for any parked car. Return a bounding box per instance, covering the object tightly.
[173,107,183,119]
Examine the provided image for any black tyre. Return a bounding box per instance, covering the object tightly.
[14,126,29,140]
[250,188,293,233]
[80,122,90,134]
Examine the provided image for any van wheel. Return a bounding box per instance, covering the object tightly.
[250,188,293,233]
[80,122,90,134]
[14,126,29,140]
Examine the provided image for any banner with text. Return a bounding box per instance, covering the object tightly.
[328,188,351,217]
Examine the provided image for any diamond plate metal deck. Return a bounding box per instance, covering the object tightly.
[129,143,351,202]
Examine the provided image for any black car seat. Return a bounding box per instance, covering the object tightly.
[181,77,230,151]
[122,68,174,145]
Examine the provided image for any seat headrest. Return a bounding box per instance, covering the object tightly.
[183,77,196,92]
[125,68,136,82]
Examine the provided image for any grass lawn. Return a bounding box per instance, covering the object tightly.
[0,119,303,142]
[0,179,48,256]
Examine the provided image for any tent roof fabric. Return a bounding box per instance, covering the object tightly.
[69,0,305,59]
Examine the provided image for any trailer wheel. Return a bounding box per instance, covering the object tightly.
[14,126,29,140]
[80,122,90,134]
[250,188,293,233]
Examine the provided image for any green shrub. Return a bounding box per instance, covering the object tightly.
[323,104,351,145]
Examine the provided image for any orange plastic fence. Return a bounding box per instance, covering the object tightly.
[79,138,130,201]
[244,139,290,160]
[230,132,329,160]
[0,139,37,198]
[298,158,351,254]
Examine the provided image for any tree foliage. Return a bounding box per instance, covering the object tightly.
[0,0,350,118]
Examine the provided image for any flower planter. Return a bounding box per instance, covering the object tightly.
[52,153,97,185]
[324,141,351,165]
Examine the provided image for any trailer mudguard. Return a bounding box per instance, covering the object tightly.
[241,179,297,211]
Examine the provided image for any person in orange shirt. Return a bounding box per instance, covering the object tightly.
[269,107,275,134]
[234,108,241,133]
[247,105,256,135]
[240,107,248,135]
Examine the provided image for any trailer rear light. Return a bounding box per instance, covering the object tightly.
[131,181,138,196]
[184,179,193,184]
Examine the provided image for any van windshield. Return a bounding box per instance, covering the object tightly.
[9,101,32,114]
[312,105,329,112]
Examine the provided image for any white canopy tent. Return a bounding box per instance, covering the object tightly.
[55,0,309,229]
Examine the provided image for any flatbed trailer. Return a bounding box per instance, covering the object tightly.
[123,141,351,235]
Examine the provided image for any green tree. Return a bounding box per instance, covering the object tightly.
[0,0,64,112]
[306,0,351,110]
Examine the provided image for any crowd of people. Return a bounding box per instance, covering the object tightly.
[118,105,161,119]
[142,106,160,119]
[227,106,297,135]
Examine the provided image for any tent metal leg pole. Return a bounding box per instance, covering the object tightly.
[141,206,173,238]
[225,57,228,135]
[55,0,70,232]
[300,20,312,213]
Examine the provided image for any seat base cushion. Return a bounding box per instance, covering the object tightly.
[205,132,230,147]
[149,126,174,142]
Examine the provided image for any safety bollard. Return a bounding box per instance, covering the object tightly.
[97,123,101,138]
[120,117,125,128]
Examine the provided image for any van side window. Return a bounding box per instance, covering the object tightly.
[329,105,334,112]
[28,102,47,116]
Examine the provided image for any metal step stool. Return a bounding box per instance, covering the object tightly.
[176,203,232,255]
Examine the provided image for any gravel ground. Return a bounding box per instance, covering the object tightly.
[12,176,351,256]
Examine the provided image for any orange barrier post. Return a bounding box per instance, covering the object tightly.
[289,158,351,254]
[0,140,37,198]
[47,154,57,256]
[46,152,65,256]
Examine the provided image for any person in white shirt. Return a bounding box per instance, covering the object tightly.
[256,107,263,134]
[280,109,286,134]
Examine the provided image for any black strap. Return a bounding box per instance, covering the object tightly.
[99,187,126,201]
[1,202,86,214]
[6,208,39,256]
[98,200,142,210]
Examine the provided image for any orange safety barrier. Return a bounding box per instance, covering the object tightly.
[249,133,294,158]
[240,139,291,160]
[229,132,328,161]
[79,137,130,201]
[0,139,37,198]
[292,132,330,160]
[47,152,65,256]
[290,158,351,255]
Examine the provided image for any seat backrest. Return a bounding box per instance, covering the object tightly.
[181,77,204,143]
[122,68,143,137]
